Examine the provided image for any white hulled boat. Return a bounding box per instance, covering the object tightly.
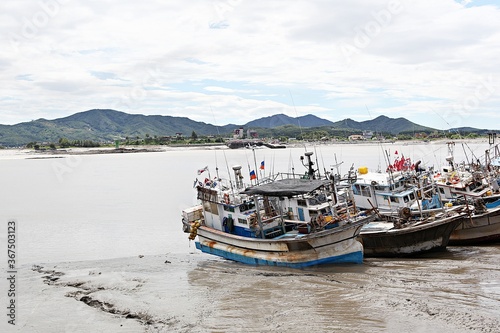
[181,152,375,268]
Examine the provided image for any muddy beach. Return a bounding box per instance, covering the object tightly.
[7,245,499,333]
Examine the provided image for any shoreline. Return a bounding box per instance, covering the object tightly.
[1,138,493,156]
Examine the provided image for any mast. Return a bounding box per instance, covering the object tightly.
[252,146,259,182]
[446,141,455,171]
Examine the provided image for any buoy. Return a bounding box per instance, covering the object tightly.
[358,166,368,174]
[189,222,200,240]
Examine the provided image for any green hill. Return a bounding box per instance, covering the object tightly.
[0,109,479,146]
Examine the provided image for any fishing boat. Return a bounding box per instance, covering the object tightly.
[359,205,467,257]
[181,152,375,268]
[433,142,500,244]
[343,153,468,256]
[348,155,440,215]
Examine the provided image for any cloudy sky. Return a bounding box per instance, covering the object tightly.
[1,0,499,130]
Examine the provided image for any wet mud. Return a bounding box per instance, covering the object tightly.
[27,245,500,333]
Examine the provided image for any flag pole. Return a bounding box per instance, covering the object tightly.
[252,147,259,182]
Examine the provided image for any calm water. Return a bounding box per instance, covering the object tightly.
[0,140,494,265]
[1,141,499,332]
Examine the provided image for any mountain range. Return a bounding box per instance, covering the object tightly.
[0,109,490,146]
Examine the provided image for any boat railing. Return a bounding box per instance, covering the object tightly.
[261,214,284,224]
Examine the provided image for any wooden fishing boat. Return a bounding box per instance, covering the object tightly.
[360,206,467,257]
[342,152,469,256]
[181,153,375,268]
[434,142,500,245]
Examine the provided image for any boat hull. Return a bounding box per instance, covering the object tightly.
[360,215,463,257]
[194,221,366,268]
[449,205,500,245]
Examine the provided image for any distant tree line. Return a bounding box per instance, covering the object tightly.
[21,129,486,150]
[58,138,101,148]
[25,138,101,150]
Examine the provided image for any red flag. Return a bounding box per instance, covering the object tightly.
[197,166,208,175]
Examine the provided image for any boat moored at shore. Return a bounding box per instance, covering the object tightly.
[181,152,375,268]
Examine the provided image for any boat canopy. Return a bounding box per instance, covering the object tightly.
[241,178,331,197]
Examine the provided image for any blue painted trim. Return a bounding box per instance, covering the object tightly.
[195,242,363,268]
[486,198,500,209]
[235,225,257,237]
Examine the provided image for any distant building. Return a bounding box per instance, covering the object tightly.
[233,128,244,139]
[247,129,258,138]
[363,130,373,140]
[348,135,364,141]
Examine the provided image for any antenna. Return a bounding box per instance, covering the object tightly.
[314,146,321,179]
[365,104,372,119]
[430,107,462,138]
[252,146,259,182]
[211,106,234,190]
[289,90,306,151]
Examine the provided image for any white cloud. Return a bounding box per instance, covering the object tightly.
[0,0,499,130]
[204,86,235,93]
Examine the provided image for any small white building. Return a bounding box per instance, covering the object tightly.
[348,135,364,141]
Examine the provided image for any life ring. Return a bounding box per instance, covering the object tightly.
[223,193,230,204]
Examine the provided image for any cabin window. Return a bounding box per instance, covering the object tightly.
[203,201,219,215]
[404,196,409,203]
[352,184,361,195]
[360,185,371,197]
[439,187,445,194]
[297,199,307,207]
[223,205,235,212]
[240,201,255,212]
[308,198,318,206]
[316,194,327,203]
[409,193,415,200]
[390,196,400,203]
[238,218,248,225]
